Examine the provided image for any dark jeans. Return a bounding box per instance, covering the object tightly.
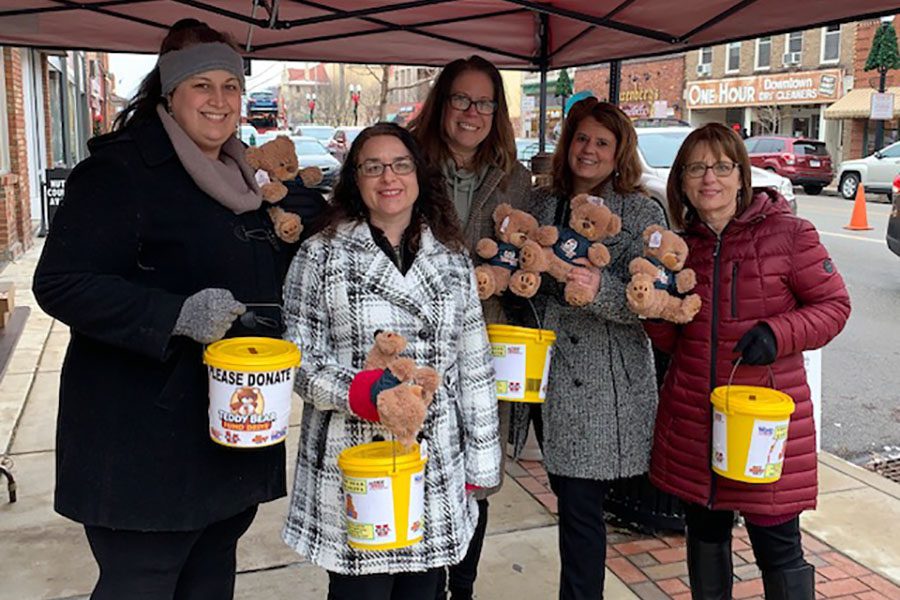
[548,474,609,600]
[83,505,258,600]
[329,568,442,600]
[684,503,806,571]
[436,497,489,599]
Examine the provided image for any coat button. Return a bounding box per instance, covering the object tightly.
[373,434,385,442]
[573,379,583,387]
[570,335,580,344]
[418,329,431,341]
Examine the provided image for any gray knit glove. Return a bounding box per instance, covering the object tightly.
[172,288,246,344]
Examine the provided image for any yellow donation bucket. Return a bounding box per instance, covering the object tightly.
[203,337,301,449]
[486,324,556,403]
[710,385,795,484]
[338,440,428,551]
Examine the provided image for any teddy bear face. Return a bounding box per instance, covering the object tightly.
[569,194,621,242]
[250,136,298,181]
[644,227,689,270]
[493,204,539,248]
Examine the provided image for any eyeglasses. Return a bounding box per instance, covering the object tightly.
[684,161,738,178]
[357,157,416,178]
[448,93,498,115]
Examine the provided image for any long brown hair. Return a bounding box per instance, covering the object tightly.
[408,55,517,175]
[666,123,753,231]
[114,18,239,131]
[321,122,465,252]
[551,98,643,199]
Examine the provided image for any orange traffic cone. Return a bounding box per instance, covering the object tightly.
[844,182,873,231]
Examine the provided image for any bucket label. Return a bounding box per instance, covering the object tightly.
[539,345,553,400]
[744,419,790,479]
[406,471,426,541]
[491,343,527,400]
[712,409,728,471]
[343,475,397,545]
[207,366,295,448]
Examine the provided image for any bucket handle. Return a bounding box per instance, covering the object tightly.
[724,358,777,413]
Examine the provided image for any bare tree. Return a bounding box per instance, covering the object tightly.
[756,105,783,135]
[365,65,440,121]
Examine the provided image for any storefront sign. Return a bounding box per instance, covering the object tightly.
[870,92,895,120]
[43,168,71,231]
[686,69,842,109]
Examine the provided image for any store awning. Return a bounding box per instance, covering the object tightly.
[0,1,897,70]
[825,87,900,119]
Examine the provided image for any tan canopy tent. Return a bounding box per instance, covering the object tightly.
[825,86,900,119]
[0,0,896,69]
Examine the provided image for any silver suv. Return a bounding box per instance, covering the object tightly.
[836,141,900,201]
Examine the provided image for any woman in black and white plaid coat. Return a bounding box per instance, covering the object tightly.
[281,123,501,598]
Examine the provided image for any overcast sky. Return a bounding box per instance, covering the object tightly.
[108,53,289,99]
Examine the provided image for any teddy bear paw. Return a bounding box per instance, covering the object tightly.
[474,267,496,300]
[510,270,540,298]
[388,357,417,382]
[626,274,654,312]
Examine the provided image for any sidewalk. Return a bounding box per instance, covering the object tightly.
[1,240,899,600]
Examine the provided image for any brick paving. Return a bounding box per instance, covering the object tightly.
[512,459,900,600]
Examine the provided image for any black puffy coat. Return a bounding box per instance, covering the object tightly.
[32,115,316,531]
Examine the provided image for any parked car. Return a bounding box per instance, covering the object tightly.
[291,136,341,190]
[635,125,797,219]
[836,141,900,201]
[294,125,336,144]
[744,135,833,195]
[515,138,556,169]
[888,174,900,258]
[326,126,364,163]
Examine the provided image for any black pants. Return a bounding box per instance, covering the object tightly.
[684,503,806,571]
[436,497,489,599]
[549,474,609,600]
[329,568,442,600]
[83,505,258,600]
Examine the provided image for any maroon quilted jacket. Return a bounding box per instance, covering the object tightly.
[645,189,850,515]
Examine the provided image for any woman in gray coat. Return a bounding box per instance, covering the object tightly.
[527,99,665,599]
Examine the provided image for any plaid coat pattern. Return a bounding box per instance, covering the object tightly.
[281,221,501,575]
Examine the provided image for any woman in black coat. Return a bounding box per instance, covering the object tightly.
[32,19,314,600]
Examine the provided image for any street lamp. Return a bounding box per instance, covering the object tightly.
[306,92,317,123]
[349,84,362,126]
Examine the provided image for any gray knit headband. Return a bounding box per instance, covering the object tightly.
[158,42,245,96]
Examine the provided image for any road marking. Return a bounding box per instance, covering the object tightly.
[818,231,884,244]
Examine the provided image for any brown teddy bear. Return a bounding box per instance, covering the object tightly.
[364,331,440,449]
[523,194,621,306]
[473,203,543,300]
[245,135,323,244]
[625,225,702,324]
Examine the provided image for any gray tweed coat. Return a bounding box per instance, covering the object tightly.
[530,183,666,481]
[281,222,501,575]
[457,161,533,499]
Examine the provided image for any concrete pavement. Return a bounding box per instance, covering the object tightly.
[1,239,898,599]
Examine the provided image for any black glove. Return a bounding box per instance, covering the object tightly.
[734,323,777,366]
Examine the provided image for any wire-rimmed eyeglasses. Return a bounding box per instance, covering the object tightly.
[357,157,417,178]
[683,161,738,179]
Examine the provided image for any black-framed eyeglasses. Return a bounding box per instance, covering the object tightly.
[357,157,416,178]
[683,161,738,179]
[448,93,498,115]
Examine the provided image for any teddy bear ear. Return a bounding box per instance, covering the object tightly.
[570,194,588,209]
[493,203,513,220]
[607,214,623,236]
[642,224,665,241]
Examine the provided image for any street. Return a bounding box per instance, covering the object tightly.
[794,191,899,464]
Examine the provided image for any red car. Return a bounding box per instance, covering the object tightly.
[744,136,833,195]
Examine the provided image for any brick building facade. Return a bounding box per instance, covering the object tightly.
[574,56,686,121]
[1,48,32,260]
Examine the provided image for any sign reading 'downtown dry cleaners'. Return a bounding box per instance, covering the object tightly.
[686,69,842,109]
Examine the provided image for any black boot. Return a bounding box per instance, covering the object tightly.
[686,536,733,600]
[761,564,815,600]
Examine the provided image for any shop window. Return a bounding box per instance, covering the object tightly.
[48,69,65,166]
[821,25,840,63]
[726,42,741,73]
[783,32,803,66]
[755,37,772,70]
[0,49,9,174]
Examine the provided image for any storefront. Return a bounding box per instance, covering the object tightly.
[825,87,900,158]
[685,68,844,159]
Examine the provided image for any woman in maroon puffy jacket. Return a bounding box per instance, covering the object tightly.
[645,123,850,600]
